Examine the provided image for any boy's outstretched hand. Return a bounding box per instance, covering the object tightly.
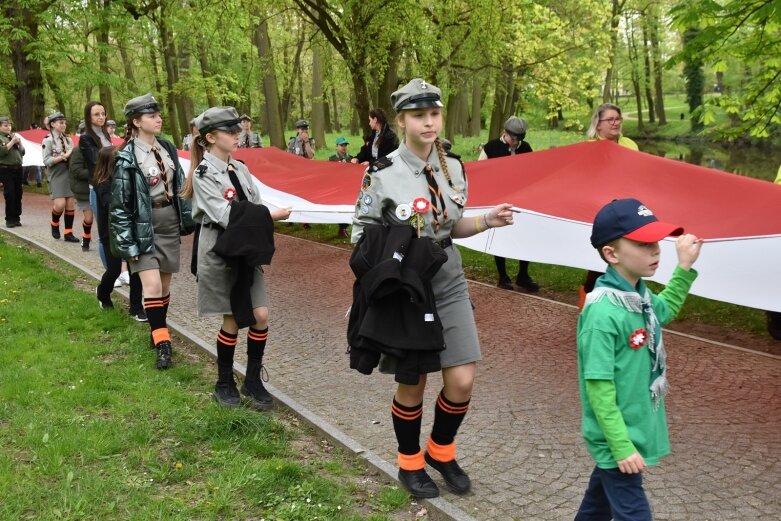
[618,452,646,474]
[676,233,702,271]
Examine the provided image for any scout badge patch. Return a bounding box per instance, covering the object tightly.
[224,187,236,201]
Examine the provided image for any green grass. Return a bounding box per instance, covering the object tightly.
[0,236,414,521]
[276,222,768,337]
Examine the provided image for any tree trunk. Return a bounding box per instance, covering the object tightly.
[351,72,371,136]
[624,14,643,131]
[649,6,666,124]
[468,78,481,137]
[281,25,306,127]
[602,0,624,103]
[8,7,45,129]
[196,40,217,107]
[176,48,193,136]
[377,40,401,116]
[641,16,655,123]
[157,15,180,145]
[489,68,514,139]
[445,91,457,142]
[119,41,136,86]
[149,44,163,97]
[683,27,705,132]
[253,11,285,148]
[97,0,114,115]
[349,90,360,136]
[330,84,340,132]
[310,34,326,149]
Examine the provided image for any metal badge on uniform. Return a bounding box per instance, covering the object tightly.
[362,194,373,205]
[361,172,372,191]
[224,187,236,201]
[148,175,160,187]
[148,166,159,177]
[449,192,466,207]
[360,204,369,214]
[395,203,412,220]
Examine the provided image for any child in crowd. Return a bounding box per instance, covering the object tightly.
[181,106,291,410]
[576,198,702,520]
[110,94,194,369]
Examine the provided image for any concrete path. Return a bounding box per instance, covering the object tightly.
[4,192,780,521]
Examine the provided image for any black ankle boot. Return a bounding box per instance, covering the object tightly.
[51,226,61,239]
[64,233,80,243]
[241,359,273,411]
[213,366,240,408]
[155,341,173,370]
[81,238,90,251]
[398,468,439,498]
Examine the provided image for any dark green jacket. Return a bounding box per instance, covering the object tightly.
[0,132,23,167]
[109,137,194,259]
[68,141,91,201]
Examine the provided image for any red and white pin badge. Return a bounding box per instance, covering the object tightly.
[224,187,236,201]
[629,328,648,349]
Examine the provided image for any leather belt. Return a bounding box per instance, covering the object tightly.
[202,222,221,229]
[151,199,172,209]
[435,237,453,249]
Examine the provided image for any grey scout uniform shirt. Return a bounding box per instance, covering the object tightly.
[133,138,175,203]
[42,131,73,176]
[351,141,467,244]
[191,151,261,228]
[0,132,24,166]
[238,131,262,148]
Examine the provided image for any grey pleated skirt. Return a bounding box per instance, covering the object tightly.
[47,167,74,199]
[129,204,181,273]
[196,224,268,316]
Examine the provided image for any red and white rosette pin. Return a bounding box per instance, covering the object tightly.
[412,197,431,214]
[224,187,237,201]
[629,328,647,350]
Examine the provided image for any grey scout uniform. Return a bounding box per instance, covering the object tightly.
[238,131,262,148]
[351,141,481,368]
[42,131,74,199]
[129,138,181,273]
[192,151,267,315]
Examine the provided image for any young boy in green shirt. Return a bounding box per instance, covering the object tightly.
[576,198,703,521]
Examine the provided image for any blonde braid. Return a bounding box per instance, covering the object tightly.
[180,137,206,199]
[434,138,454,187]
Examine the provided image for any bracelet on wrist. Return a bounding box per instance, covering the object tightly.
[483,214,490,229]
[474,215,482,233]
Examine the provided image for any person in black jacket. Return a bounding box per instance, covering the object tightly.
[478,116,540,292]
[93,146,143,317]
[352,108,399,166]
[80,102,113,256]
[351,79,517,499]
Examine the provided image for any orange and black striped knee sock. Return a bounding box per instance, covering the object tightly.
[51,209,63,231]
[161,294,171,321]
[392,398,424,471]
[64,210,75,235]
[144,297,170,347]
[82,221,92,243]
[427,390,470,462]
[216,329,237,377]
[247,327,268,363]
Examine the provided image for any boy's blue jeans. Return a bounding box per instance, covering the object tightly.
[574,466,652,521]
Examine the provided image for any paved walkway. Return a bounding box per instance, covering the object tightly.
[4,192,780,520]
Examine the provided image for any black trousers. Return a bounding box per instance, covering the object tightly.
[97,238,143,312]
[0,165,23,224]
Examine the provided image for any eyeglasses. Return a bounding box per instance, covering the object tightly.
[599,117,623,125]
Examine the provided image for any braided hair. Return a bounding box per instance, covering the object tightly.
[180,135,207,199]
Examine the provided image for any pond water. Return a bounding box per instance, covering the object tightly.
[636,139,780,183]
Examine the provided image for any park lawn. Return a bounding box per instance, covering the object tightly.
[277,222,767,337]
[0,236,413,521]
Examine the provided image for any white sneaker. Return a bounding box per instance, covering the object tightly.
[114,278,122,288]
[118,271,130,285]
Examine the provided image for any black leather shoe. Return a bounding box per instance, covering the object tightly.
[515,276,540,292]
[63,233,80,243]
[497,278,514,290]
[398,468,439,498]
[52,227,61,239]
[213,381,240,408]
[155,341,173,370]
[425,452,471,494]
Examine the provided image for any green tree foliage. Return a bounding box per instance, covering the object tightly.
[671,0,781,139]
[682,26,704,132]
